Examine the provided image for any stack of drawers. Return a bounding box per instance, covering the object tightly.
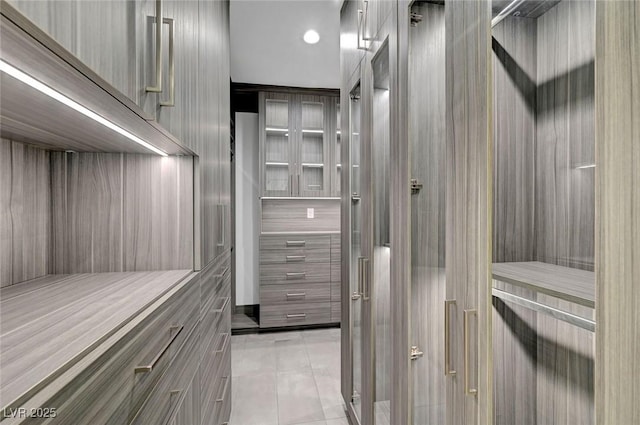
[200,252,232,425]
[260,233,341,328]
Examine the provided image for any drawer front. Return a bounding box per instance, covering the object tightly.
[260,234,330,250]
[261,283,331,305]
[331,283,341,302]
[260,248,330,264]
[260,303,331,328]
[201,271,231,355]
[130,321,201,425]
[39,275,200,425]
[201,255,231,318]
[260,262,331,284]
[202,330,231,424]
[331,302,341,322]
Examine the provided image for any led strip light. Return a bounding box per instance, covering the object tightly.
[0,59,168,156]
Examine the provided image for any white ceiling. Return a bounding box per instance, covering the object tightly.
[230,0,342,89]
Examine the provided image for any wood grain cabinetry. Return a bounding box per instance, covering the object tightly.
[259,91,340,197]
[259,232,340,328]
[0,1,231,424]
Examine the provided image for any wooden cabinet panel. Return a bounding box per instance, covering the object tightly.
[260,302,332,328]
[131,320,201,425]
[260,234,331,250]
[155,0,200,150]
[259,262,331,285]
[340,0,365,83]
[260,248,331,264]
[261,283,331,305]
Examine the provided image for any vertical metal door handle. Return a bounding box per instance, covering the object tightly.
[357,9,364,50]
[444,300,456,376]
[159,17,175,106]
[290,174,293,196]
[298,174,301,194]
[361,257,370,301]
[464,308,478,395]
[362,1,371,41]
[146,0,163,92]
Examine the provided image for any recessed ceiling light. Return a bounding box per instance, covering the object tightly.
[304,30,320,44]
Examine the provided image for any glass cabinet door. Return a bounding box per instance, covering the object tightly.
[349,83,363,422]
[263,93,294,196]
[298,95,329,196]
[408,2,447,424]
[335,99,342,196]
[371,42,392,425]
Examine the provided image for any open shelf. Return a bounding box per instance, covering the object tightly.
[0,270,192,407]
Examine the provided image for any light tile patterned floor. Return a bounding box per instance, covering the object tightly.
[229,328,351,425]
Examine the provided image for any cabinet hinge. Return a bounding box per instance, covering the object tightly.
[410,345,424,360]
[410,12,423,27]
[410,179,423,194]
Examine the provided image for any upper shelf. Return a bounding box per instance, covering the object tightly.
[0,5,192,156]
[0,270,192,409]
[492,261,595,307]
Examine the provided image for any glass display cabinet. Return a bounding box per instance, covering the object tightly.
[490,0,596,424]
[259,92,338,197]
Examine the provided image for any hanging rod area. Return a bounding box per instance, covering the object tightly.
[492,287,595,332]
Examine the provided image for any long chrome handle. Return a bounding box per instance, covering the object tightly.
[216,376,229,402]
[464,308,478,395]
[286,272,306,280]
[298,174,301,194]
[352,259,362,300]
[286,292,306,299]
[361,257,370,301]
[444,300,456,376]
[286,240,306,247]
[160,390,183,425]
[287,313,307,319]
[216,205,225,247]
[146,0,163,92]
[286,255,306,262]
[135,325,183,373]
[215,332,230,354]
[362,0,371,41]
[159,17,175,106]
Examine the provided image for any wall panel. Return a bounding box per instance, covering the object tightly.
[0,139,50,287]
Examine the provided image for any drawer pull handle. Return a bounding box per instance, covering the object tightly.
[215,332,230,354]
[213,296,230,313]
[219,266,230,277]
[161,389,183,425]
[287,313,307,319]
[135,325,183,373]
[286,272,306,280]
[286,292,306,299]
[216,376,230,402]
[286,255,306,262]
[286,240,306,247]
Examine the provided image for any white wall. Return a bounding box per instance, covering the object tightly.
[234,112,260,306]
